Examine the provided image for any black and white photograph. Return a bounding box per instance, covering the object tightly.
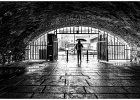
[0,1,140,99]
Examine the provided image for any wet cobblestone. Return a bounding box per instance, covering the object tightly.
[0,56,140,98]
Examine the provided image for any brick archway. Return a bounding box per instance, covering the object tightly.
[27,14,137,48]
[26,26,131,61]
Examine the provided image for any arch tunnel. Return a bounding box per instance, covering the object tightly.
[0,2,140,64]
[26,26,130,62]
[1,2,140,99]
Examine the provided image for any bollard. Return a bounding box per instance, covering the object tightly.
[87,50,89,61]
[67,50,68,62]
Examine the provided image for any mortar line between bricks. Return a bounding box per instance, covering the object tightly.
[0,92,6,97]
[40,79,46,85]
[48,67,56,76]
[11,92,140,94]
[30,92,35,98]
[81,73,91,79]
[81,73,84,76]
[9,75,16,79]
[96,72,100,76]
[0,85,7,92]
[41,85,46,93]
[94,93,98,99]
[86,75,91,79]
[41,75,91,76]
[121,86,129,93]
[124,93,130,98]
[3,84,139,87]
[85,79,90,86]
[83,86,87,93]
[14,78,25,86]
[40,75,46,79]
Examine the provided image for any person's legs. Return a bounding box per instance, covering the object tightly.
[77,51,80,62]
[79,50,82,61]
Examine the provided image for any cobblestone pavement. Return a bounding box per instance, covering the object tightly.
[0,55,140,98]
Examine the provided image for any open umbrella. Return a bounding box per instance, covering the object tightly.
[76,38,87,41]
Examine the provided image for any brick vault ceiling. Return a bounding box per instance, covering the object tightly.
[1,2,140,49]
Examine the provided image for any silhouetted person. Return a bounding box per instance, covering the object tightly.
[75,40,83,62]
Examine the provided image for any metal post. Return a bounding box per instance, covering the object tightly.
[67,50,68,62]
[87,50,89,61]
[74,34,75,54]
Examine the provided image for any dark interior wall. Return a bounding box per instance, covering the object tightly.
[1,2,140,63]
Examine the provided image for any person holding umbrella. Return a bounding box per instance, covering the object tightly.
[75,39,84,62]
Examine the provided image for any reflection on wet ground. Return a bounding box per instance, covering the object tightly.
[0,55,140,98]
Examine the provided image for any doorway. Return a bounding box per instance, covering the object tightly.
[57,34,98,62]
[25,26,130,62]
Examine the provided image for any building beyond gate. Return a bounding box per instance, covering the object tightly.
[25,26,130,61]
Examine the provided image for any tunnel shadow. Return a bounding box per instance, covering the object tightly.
[0,67,26,79]
[0,60,47,79]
